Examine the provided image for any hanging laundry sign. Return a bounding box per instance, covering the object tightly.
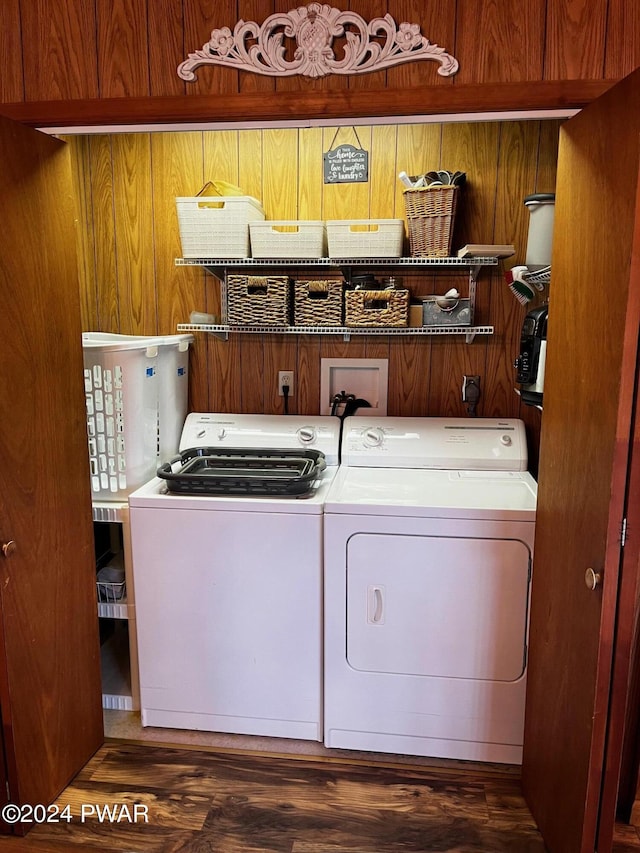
[323,128,369,184]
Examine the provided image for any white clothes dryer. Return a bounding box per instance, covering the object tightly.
[323,417,537,764]
[129,413,340,741]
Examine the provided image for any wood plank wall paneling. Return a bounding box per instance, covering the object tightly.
[1,1,638,106]
[183,0,238,97]
[66,136,99,331]
[346,0,388,91]
[96,0,150,98]
[544,0,609,80]
[111,134,156,334]
[605,0,640,79]
[20,0,99,101]
[237,1,277,95]
[455,0,546,84]
[149,0,187,97]
[0,0,23,103]
[150,131,211,412]
[63,119,560,438]
[87,136,120,331]
[384,0,456,90]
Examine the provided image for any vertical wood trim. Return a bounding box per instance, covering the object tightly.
[111,133,156,334]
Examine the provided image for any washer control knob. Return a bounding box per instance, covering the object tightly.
[218,428,226,440]
[363,427,385,447]
[196,428,207,439]
[500,434,512,446]
[297,426,317,444]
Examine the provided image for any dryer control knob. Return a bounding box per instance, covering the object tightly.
[500,434,512,446]
[363,427,385,447]
[297,426,317,444]
[218,428,226,440]
[196,428,207,439]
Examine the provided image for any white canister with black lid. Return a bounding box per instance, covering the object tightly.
[524,192,555,270]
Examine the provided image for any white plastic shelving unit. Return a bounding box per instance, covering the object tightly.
[93,500,140,712]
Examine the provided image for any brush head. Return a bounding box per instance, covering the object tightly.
[504,268,535,304]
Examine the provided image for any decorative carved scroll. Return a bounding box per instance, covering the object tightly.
[177,4,459,81]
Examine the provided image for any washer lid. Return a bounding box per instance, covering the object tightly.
[180,413,340,466]
[340,416,528,470]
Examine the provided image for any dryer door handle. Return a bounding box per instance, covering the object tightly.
[368,586,385,624]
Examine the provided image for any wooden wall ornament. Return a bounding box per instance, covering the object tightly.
[177,4,459,81]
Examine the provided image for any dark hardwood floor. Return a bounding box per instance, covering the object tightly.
[0,741,637,852]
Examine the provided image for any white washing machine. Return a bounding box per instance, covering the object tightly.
[323,416,537,764]
[128,412,340,741]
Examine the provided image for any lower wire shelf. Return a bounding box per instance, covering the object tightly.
[177,322,494,344]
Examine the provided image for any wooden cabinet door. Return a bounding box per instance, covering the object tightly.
[522,67,640,853]
[0,115,103,829]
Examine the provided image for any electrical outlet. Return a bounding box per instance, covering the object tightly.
[278,370,294,397]
[462,375,481,402]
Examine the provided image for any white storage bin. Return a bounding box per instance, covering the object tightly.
[176,195,265,258]
[82,333,193,500]
[326,219,404,258]
[249,221,326,258]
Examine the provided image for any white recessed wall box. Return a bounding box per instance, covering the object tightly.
[320,358,389,416]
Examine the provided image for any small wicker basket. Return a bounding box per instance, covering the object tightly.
[404,185,458,257]
[345,289,409,328]
[294,279,343,327]
[226,275,290,326]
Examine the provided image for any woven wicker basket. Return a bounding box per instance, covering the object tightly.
[226,275,290,326]
[294,279,343,327]
[403,185,458,257]
[345,289,409,328]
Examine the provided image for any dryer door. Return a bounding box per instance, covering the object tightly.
[346,532,531,681]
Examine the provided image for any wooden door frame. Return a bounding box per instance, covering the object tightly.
[0,79,612,130]
[598,162,640,847]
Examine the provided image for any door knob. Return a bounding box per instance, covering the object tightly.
[585,567,602,590]
[1,541,17,558]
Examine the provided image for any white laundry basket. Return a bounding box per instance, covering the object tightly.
[82,333,193,500]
